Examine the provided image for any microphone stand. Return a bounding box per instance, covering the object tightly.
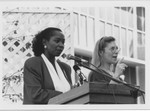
[77,61,145,95]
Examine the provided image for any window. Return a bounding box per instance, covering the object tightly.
[128,7,134,28]
[114,7,120,24]
[114,25,120,47]
[80,15,87,47]
[73,13,79,45]
[106,23,112,36]
[128,30,134,58]
[106,7,113,22]
[137,7,145,31]
[121,28,127,56]
[121,7,128,26]
[98,21,105,38]
[87,17,95,49]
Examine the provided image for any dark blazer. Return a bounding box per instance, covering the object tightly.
[23,56,72,104]
[88,69,112,84]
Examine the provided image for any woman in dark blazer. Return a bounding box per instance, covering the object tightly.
[23,27,72,104]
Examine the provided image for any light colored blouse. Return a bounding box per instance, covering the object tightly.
[41,54,71,93]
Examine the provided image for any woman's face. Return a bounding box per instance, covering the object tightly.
[101,41,119,64]
[45,30,65,57]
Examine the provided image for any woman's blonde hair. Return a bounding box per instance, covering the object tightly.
[91,36,115,69]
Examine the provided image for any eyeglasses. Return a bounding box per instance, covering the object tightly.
[110,47,120,53]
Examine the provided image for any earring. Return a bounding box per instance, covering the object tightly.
[44,45,47,48]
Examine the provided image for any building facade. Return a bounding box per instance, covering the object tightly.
[69,7,145,104]
[2,6,145,104]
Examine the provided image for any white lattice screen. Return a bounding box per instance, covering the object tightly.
[2,7,73,104]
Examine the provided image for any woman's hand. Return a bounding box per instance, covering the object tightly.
[114,57,128,79]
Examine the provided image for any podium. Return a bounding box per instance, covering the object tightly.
[48,82,139,104]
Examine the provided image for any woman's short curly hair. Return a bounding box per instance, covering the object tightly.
[32,27,62,56]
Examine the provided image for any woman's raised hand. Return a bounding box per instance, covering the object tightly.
[114,57,128,79]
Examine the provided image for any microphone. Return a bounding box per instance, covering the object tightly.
[61,53,88,63]
[73,65,87,85]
